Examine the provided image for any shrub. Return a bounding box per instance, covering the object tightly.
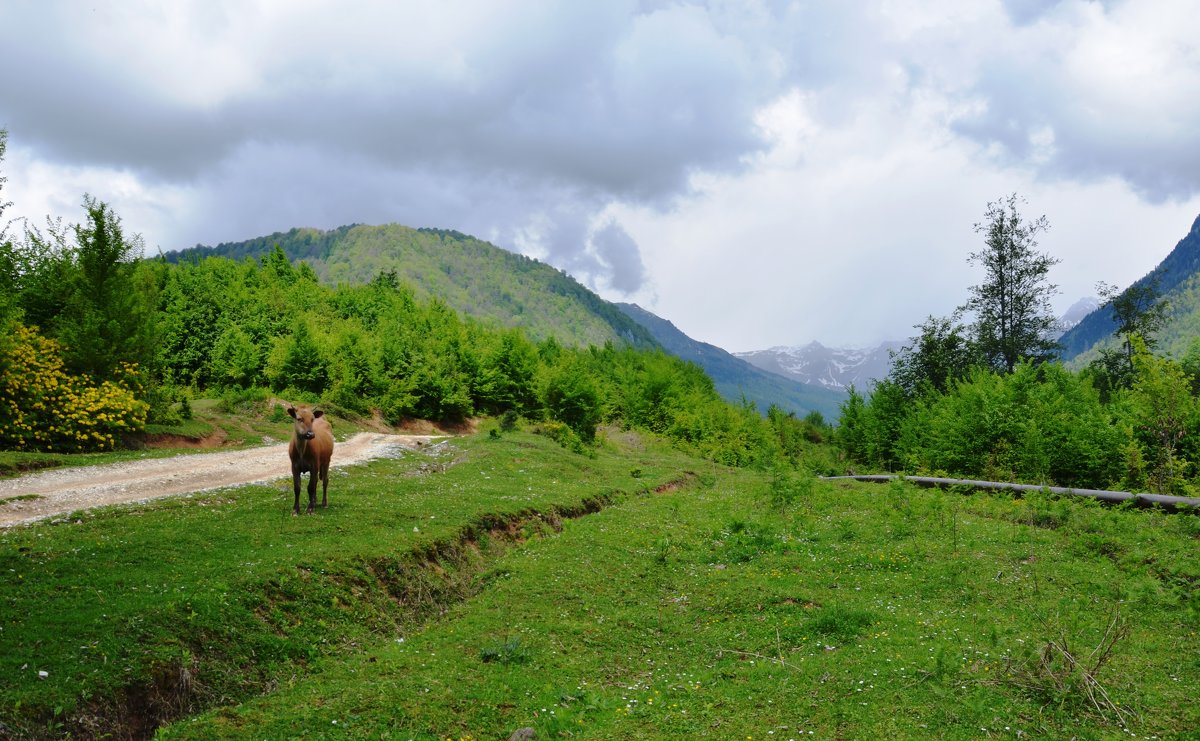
[769,466,815,509]
[0,325,148,451]
[542,362,601,443]
[479,636,529,665]
[536,421,591,455]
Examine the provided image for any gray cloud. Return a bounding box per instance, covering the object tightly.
[0,1,791,294]
[589,221,647,294]
[1,1,1197,347]
[951,2,1200,202]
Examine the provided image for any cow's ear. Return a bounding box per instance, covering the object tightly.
[312,409,324,419]
[287,406,298,419]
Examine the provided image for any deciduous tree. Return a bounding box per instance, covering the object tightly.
[1089,278,1170,394]
[963,194,1060,374]
[888,313,978,396]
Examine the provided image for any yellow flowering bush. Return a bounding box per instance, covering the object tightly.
[0,325,148,451]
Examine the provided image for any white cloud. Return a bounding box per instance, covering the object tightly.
[1,0,1198,351]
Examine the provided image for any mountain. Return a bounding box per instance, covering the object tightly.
[615,304,847,420]
[734,341,901,392]
[1059,213,1200,360]
[170,224,842,417]
[732,298,1090,393]
[1056,296,1099,336]
[168,225,657,350]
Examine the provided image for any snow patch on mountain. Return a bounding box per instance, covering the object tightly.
[1056,296,1100,336]
[735,341,901,392]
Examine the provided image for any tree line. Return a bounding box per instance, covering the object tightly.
[837,194,1200,495]
[0,130,827,467]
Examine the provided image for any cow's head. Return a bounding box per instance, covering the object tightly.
[288,406,324,440]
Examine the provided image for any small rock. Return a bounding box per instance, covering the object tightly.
[38,671,48,679]
[509,728,537,741]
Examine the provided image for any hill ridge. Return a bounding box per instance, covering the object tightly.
[1059,212,1200,359]
[168,223,658,350]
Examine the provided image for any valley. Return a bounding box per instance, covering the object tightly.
[3,417,1196,739]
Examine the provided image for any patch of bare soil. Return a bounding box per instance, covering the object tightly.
[394,417,480,435]
[142,428,230,449]
[0,432,444,528]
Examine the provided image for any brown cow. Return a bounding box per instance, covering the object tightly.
[287,405,334,515]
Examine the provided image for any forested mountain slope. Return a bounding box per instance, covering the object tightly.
[616,303,846,419]
[1060,213,1200,359]
[168,225,657,350]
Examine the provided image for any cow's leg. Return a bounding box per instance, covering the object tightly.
[292,466,303,515]
[307,471,318,514]
[320,463,329,508]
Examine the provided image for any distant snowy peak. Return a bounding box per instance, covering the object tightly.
[742,299,1097,391]
[1057,296,1100,336]
[735,341,901,391]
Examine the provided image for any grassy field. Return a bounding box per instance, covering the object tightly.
[2,424,1198,739]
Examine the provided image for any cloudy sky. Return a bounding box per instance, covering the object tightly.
[2,1,1199,352]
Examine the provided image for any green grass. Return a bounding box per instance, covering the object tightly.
[3,429,1199,739]
[0,428,698,737]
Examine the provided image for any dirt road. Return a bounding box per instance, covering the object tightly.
[0,433,442,528]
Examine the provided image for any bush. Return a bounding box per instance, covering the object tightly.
[218,385,272,415]
[769,466,815,509]
[542,362,601,443]
[0,325,148,451]
[536,421,591,455]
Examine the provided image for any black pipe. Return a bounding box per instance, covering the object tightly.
[820,475,1200,512]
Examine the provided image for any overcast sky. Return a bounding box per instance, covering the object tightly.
[3,1,1199,352]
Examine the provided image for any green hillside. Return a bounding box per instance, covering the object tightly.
[168,225,657,350]
[168,225,844,418]
[1068,274,1200,374]
[1060,213,1200,359]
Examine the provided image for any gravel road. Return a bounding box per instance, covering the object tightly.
[0,433,442,528]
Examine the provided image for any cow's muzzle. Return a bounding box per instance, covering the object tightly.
[303,431,315,440]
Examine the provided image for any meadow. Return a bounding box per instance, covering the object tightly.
[2,424,1197,739]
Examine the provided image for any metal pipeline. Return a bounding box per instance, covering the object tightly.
[820,474,1200,512]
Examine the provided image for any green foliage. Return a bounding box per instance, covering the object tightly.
[168,224,658,349]
[964,194,1060,373]
[0,325,148,451]
[541,360,601,442]
[1127,340,1197,494]
[1088,279,1170,396]
[768,465,815,509]
[888,313,978,395]
[902,363,1127,487]
[270,320,328,395]
[478,330,540,416]
[479,635,530,665]
[843,362,1136,489]
[46,198,157,381]
[835,386,868,464]
[536,420,591,455]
